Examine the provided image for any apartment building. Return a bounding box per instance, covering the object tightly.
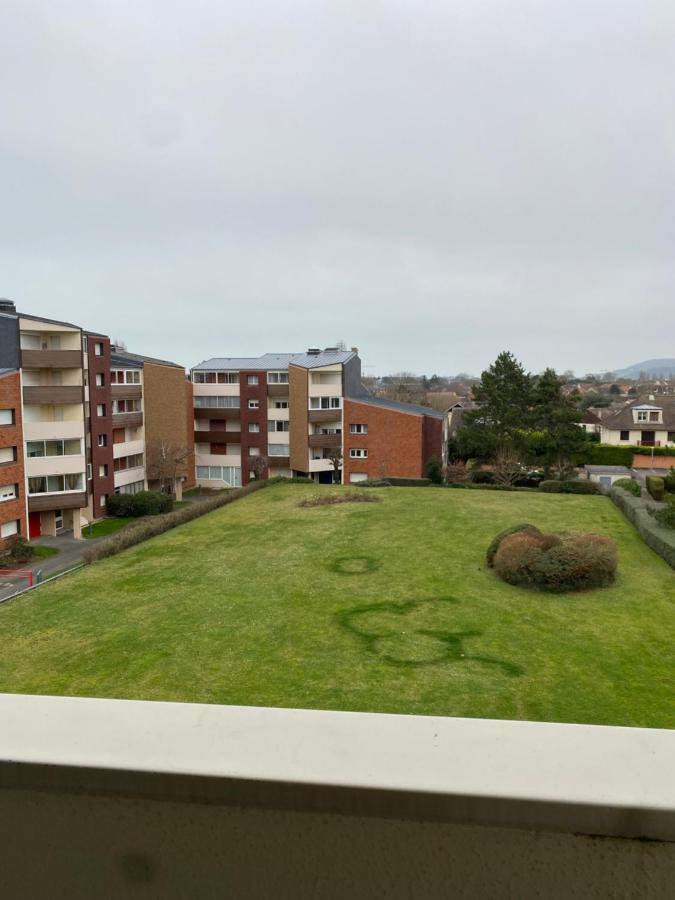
[191,348,443,486]
[110,348,195,500]
[0,299,193,544]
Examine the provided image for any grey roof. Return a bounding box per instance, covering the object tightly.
[111,349,184,370]
[347,394,444,419]
[584,465,632,474]
[192,350,356,371]
[601,396,675,431]
[0,367,18,377]
[17,310,82,331]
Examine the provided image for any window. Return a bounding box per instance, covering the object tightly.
[0,520,19,539]
[0,409,14,426]
[87,463,93,480]
[267,372,289,384]
[636,411,648,422]
[0,447,16,465]
[350,448,368,458]
[268,445,290,457]
[311,372,340,385]
[98,464,108,478]
[83,336,88,352]
[95,373,105,387]
[96,403,106,417]
[116,480,144,496]
[0,484,17,502]
[350,424,368,434]
[94,342,103,356]
[268,420,289,432]
[219,372,239,384]
[668,432,675,443]
[620,430,630,441]
[28,473,84,494]
[274,400,289,409]
[247,375,259,385]
[125,370,140,384]
[196,465,242,486]
[112,399,141,414]
[248,423,260,433]
[114,454,144,472]
[248,399,259,409]
[309,397,341,409]
[194,396,240,409]
[649,411,660,423]
[249,447,260,457]
[100,495,107,508]
[26,439,81,458]
[98,434,107,448]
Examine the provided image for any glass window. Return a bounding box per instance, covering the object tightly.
[267,372,289,384]
[274,400,289,409]
[248,399,259,409]
[350,424,368,434]
[95,373,104,386]
[27,441,45,458]
[0,484,17,502]
[0,447,15,464]
[349,449,368,458]
[620,430,629,441]
[247,375,259,385]
[0,409,14,426]
[249,423,260,432]
[95,342,103,356]
[0,520,19,539]
[268,445,290,456]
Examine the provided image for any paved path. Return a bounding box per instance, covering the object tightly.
[0,532,102,603]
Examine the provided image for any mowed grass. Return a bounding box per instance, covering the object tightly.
[0,484,673,728]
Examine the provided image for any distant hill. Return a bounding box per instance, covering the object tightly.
[614,359,675,379]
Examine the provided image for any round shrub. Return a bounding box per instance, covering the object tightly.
[613,478,641,497]
[486,524,542,568]
[492,530,617,592]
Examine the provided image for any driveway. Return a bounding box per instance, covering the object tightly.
[0,531,101,604]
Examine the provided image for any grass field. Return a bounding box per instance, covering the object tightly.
[82,517,135,539]
[0,483,673,727]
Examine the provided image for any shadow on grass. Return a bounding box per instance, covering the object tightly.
[338,597,524,675]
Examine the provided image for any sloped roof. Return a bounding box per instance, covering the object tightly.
[111,349,184,369]
[192,350,356,371]
[601,396,675,431]
[347,394,444,419]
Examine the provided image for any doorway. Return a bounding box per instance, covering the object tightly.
[28,512,41,538]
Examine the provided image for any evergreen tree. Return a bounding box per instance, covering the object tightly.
[529,368,585,475]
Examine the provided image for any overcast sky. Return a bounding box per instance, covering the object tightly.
[1,1,673,376]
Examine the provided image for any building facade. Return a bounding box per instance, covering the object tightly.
[0,369,28,550]
[599,397,675,448]
[191,348,444,487]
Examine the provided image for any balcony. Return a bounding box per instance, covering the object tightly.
[111,384,143,400]
[21,349,82,369]
[308,409,341,423]
[268,456,290,467]
[27,491,87,511]
[308,433,342,449]
[23,385,82,405]
[1,695,673,897]
[112,412,143,428]
[194,407,240,420]
[267,383,289,397]
[194,430,241,443]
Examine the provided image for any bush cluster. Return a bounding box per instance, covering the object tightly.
[613,478,641,497]
[652,497,675,531]
[423,455,444,484]
[646,476,665,502]
[539,480,600,495]
[106,490,173,518]
[86,480,269,564]
[490,526,617,592]
[0,538,34,568]
[665,471,675,494]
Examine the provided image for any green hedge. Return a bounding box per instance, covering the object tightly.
[106,490,173,518]
[646,476,665,502]
[575,444,675,467]
[447,483,537,492]
[539,480,601,495]
[613,477,641,497]
[381,477,432,487]
[609,486,675,569]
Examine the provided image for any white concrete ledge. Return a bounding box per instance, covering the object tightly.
[1,694,674,842]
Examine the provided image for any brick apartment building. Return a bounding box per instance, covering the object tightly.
[0,299,193,543]
[191,348,443,486]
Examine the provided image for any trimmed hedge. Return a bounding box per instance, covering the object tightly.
[86,480,270,564]
[613,478,641,497]
[539,480,601,495]
[381,477,432,487]
[447,483,537,492]
[653,499,675,530]
[646,476,665,502]
[665,471,675,494]
[609,486,675,569]
[106,490,173,518]
[575,445,675,467]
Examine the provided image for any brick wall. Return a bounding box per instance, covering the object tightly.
[343,400,441,483]
[0,372,27,547]
[143,363,192,490]
[86,335,114,516]
[289,366,308,474]
[184,379,195,489]
[239,371,268,485]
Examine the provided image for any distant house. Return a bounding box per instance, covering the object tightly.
[580,409,602,435]
[599,396,675,448]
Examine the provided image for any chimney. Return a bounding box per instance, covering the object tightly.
[307,348,321,355]
[351,346,359,354]
[0,298,16,314]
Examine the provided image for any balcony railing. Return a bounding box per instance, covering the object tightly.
[193,407,240,420]
[194,430,241,443]
[267,383,289,397]
[112,411,143,428]
[111,384,143,400]
[21,349,82,369]
[23,385,82,405]
[308,409,342,423]
[308,433,342,448]
[0,695,672,897]
[27,490,87,511]
[267,455,290,467]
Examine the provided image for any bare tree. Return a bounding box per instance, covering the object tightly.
[444,460,468,484]
[492,450,523,487]
[146,439,189,494]
[249,454,268,480]
[327,448,343,484]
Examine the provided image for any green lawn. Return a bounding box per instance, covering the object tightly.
[30,545,60,560]
[1,484,674,728]
[82,517,135,539]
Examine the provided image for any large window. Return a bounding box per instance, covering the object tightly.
[111,369,141,384]
[194,396,240,409]
[268,420,289,432]
[0,484,17,502]
[113,453,144,472]
[196,466,242,487]
[0,447,17,464]
[268,445,290,457]
[28,473,84,495]
[193,372,239,384]
[26,439,81,458]
[112,399,142,414]
[309,397,341,410]
[0,409,15,426]
[267,372,289,384]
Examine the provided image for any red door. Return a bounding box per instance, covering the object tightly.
[29,512,41,538]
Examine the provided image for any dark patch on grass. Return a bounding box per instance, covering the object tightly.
[330,556,381,575]
[338,598,524,675]
[299,492,382,508]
